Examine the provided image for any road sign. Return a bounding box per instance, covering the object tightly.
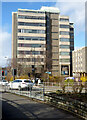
[45,72,51,74]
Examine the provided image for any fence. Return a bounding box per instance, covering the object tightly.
[45,92,87,120]
[1,84,44,101]
[1,81,87,101]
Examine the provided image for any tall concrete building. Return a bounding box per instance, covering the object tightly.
[72,47,87,77]
[12,6,74,76]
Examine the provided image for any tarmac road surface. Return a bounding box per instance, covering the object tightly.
[0,92,82,120]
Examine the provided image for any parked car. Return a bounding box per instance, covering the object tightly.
[7,79,34,90]
[0,80,8,86]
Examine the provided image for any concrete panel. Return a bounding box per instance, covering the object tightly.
[18,26,46,30]
[18,12,45,17]
[18,40,46,44]
[59,42,70,45]
[18,47,46,51]
[18,33,46,37]
[18,19,46,23]
[59,35,70,38]
[59,28,69,31]
[59,21,69,25]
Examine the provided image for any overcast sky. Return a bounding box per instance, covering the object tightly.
[0,0,86,67]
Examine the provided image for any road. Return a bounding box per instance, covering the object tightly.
[0,92,82,120]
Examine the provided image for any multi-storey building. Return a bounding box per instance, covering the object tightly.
[12,6,74,76]
[72,47,87,77]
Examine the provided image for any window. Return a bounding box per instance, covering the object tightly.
[52,39,58,40]
[60,59,70,62]
[18,51,44,55]
[18,10,44,13]
[18,29,45,34]
[70,33,74,37]
[60,45,70,49]
[70,39,74,42]
[60,18,69,22]
[60,38,69,42]
[18,36,45,41]
[60,52,70,55]
[60,25,69,28]
[18,15,45,20]
[18,43,45,48]
[18,22,45,27]
[70,28,74,31]
[60,31,69,35]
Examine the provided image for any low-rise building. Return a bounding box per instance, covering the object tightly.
[72,46,87,77]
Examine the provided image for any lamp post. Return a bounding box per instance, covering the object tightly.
[31,47,36,83]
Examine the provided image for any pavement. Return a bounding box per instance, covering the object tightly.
[0,92,82,120]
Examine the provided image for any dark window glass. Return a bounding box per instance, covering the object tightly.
[60,18,69,22]
[60,38,69,42]
[18,22,45,27]
[60,25,69,28]
[18,29,45,34]
[60,31,69,35]
[18,15,45,20]
[60,45,70,49]
[60,52,70,55]
[18,36,45,41]
[18,10,44,13]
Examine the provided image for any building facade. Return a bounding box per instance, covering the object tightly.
[12,6,74,76]
[72,47,87,77]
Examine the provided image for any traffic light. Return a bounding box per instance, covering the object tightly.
[28,73,30,77]
[14,69,17,75]
[32,65,35,72]
[12,69,17,76]
[2,71,4,76]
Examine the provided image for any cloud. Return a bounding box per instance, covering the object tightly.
[74,46,84,50]
[55,2,85,34]
[0,28,11,67]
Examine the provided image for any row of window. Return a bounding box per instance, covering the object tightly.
[52,39,58,40]
[60,52,70,55]
[18,22,70,28]
[18,10,45,13]
[60,45,70,49]
[18,16,69,23]
[18,10,59,15]
[60,31,69,35]
[18,22,45,27]
[60,38,69,42]
[18,58,44,62]
[18,36,45,41]
[18,15,45,20]
[18,29,45,34]
[18,51,44,55]
[60,25,69,28]
[60,18,69,22]
[60,59,70,62]
[18,43,45,48]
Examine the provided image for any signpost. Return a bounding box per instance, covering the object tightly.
[45,71,51,85]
